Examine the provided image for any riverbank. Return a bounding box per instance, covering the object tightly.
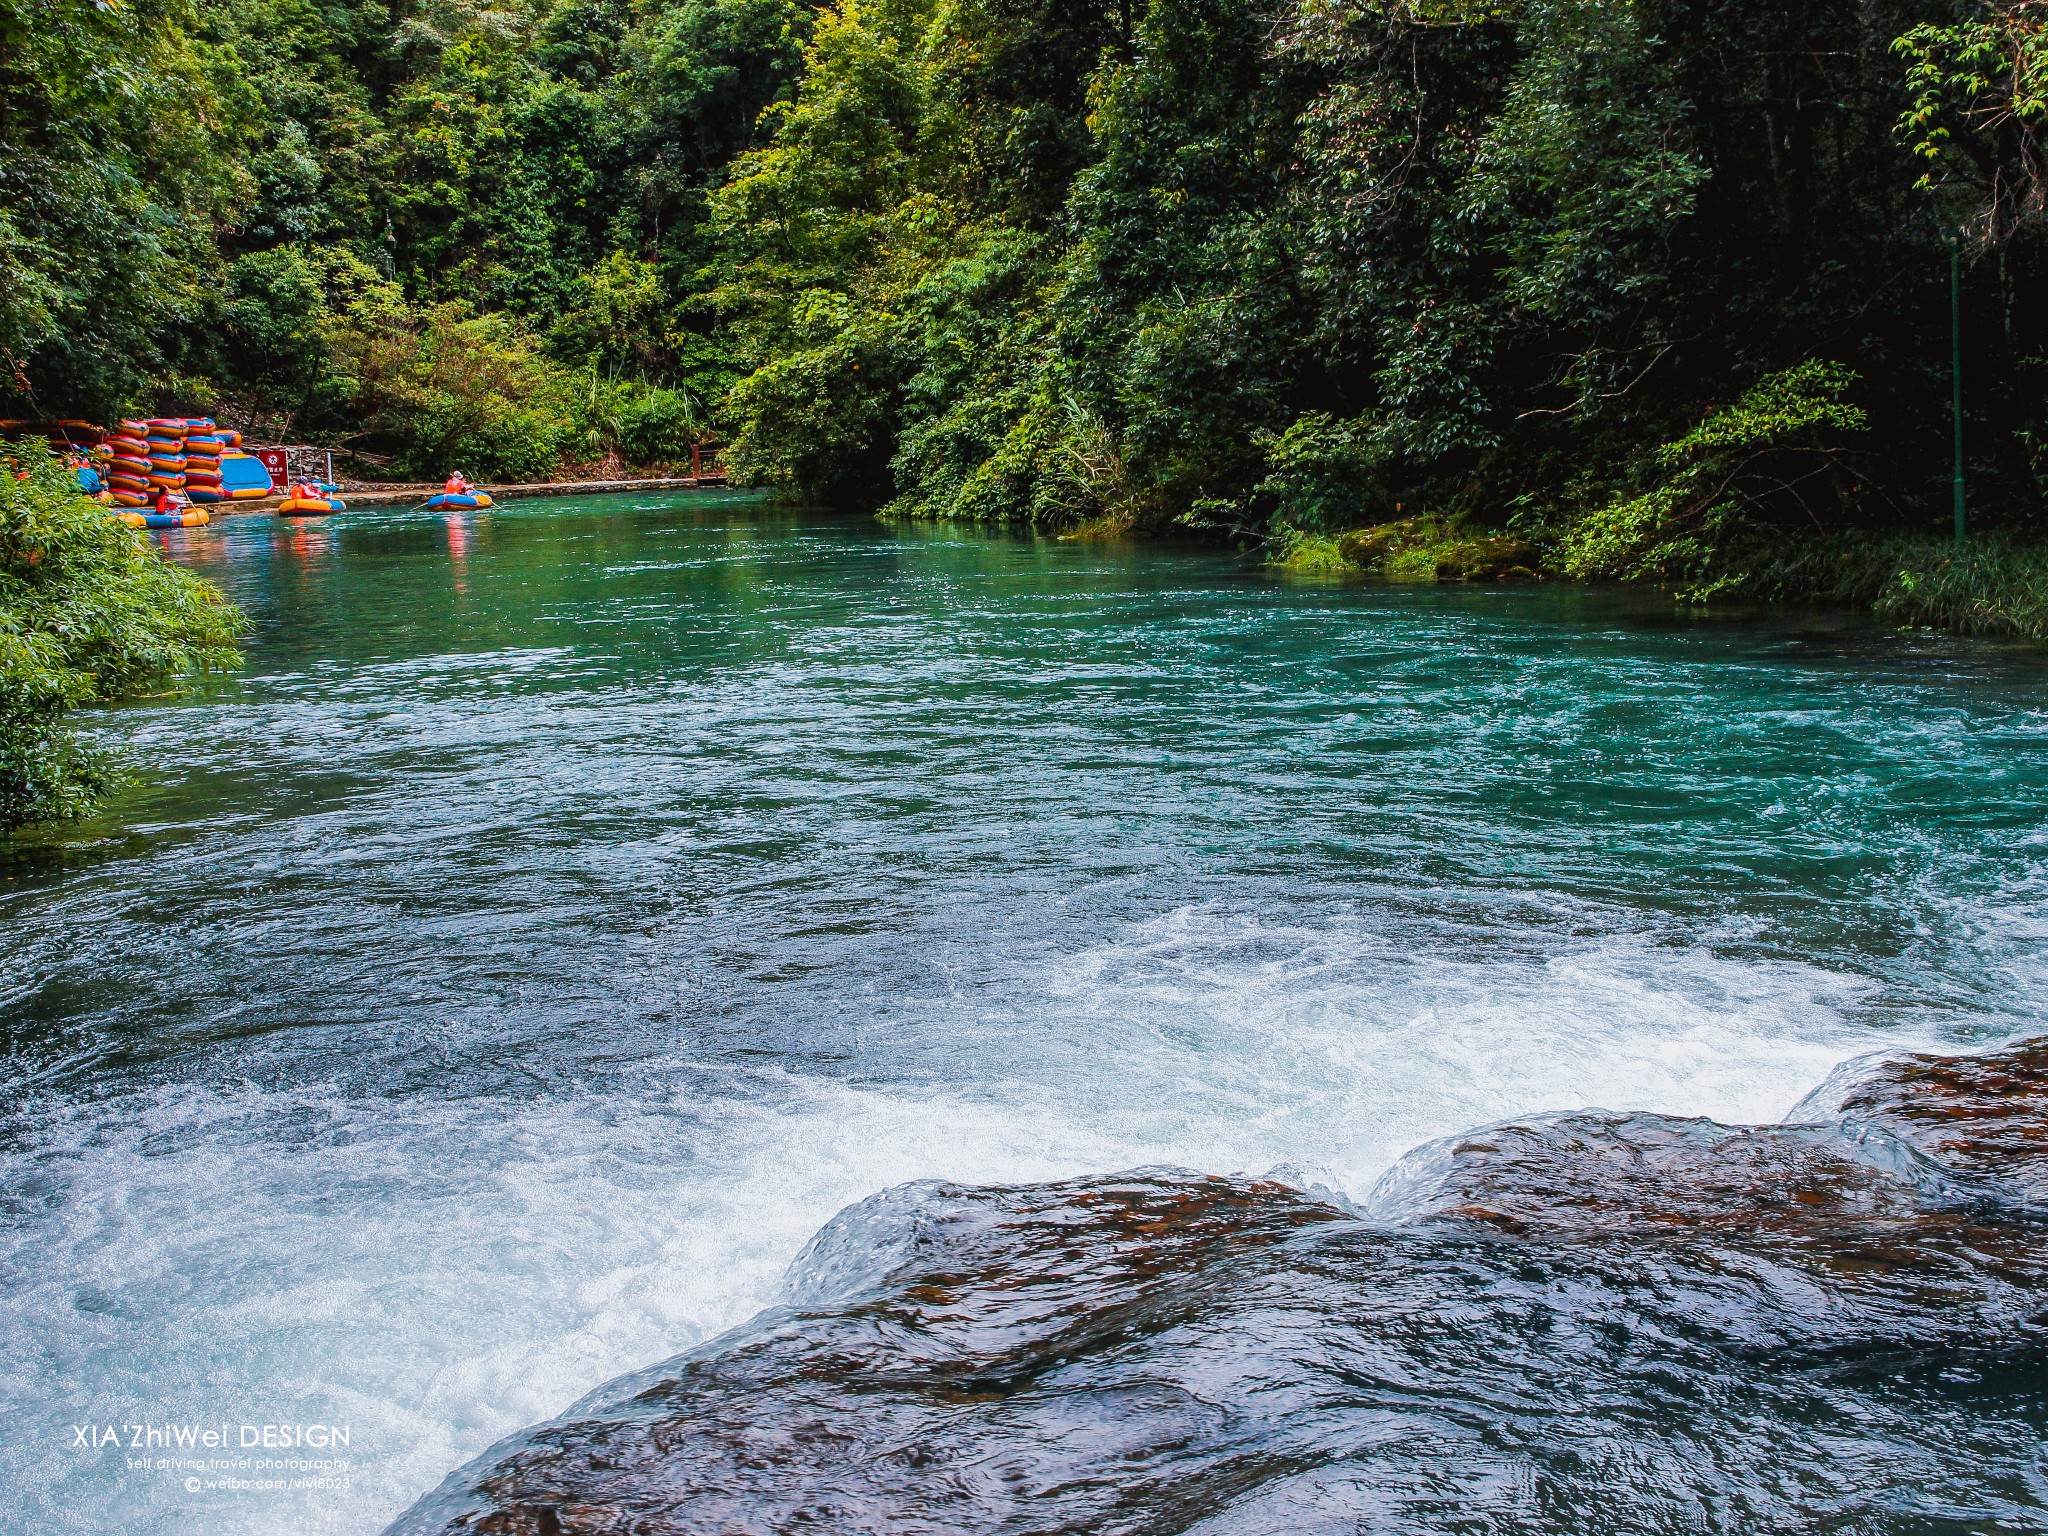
[1279,521,2048,644]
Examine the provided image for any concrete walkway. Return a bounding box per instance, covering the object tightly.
[338,475,731,506]
[209,474,732,516]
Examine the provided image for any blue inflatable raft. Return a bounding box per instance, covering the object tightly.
[423,492,494,510]
[218,454,275,497]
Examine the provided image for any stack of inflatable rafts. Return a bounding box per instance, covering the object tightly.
[96,418,202,525]
[97,420,165,508]
[93,416,272,525]
[183,424,227,503]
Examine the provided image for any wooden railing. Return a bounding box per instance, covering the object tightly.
[689,442,727,481]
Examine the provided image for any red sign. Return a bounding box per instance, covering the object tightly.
[253,447,288,481]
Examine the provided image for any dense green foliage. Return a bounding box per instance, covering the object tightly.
[707,0,2046,582]
[2,0,2043,564]
[0,449,245,831]
[1561,363,1870,598]
[0,0,805,473]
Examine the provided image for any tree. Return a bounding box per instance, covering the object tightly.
[0,446,245,832]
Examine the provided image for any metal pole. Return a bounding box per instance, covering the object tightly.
[1950,234,1966,543]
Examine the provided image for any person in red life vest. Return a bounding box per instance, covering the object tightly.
[154,487,176,516]
[443,470,472,497]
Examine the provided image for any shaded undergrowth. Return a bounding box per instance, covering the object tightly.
[1748,534,2048,642]
[1274,517,2048,645]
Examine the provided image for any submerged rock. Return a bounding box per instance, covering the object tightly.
[390,1039,2048,1536]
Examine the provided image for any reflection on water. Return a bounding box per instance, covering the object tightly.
[443,510,474,596]
[282,518,336,564]
[3,492,2046,1534]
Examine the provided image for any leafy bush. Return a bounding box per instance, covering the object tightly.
[1893,5,2047,243]
[1248,413,1390,536]
[216,247,375,433]
[552,253,668,377]
[328,303,582,481]
[1562,362,1868,598]
[0,447,246,832]
[0,0,250,420]
[616,387,705,465]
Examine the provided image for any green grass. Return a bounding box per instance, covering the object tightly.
[1271,531,1353,574]
[1747,533,2048,642]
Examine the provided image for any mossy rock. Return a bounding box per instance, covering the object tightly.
[1334,520,1541,582]
[1433,535,1541,582]
[1336,518,1431,565]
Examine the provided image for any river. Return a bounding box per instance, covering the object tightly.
[3,493,2045,1533]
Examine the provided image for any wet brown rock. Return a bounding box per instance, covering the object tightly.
[389,1042,2048,1536]
[1825,1035,2048,1202]
[1372,1115,1931,1235]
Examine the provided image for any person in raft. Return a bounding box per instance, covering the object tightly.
[442,470,473,497]
[153,486,186,516]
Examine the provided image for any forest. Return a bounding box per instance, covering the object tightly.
[2,0,2043,588]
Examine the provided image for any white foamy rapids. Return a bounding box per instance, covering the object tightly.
[0,903,1950,1535]
[0,1077,1127,1536]
[1031,902,1945,1189]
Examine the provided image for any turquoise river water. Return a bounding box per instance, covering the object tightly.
[2,493,2045,1533]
